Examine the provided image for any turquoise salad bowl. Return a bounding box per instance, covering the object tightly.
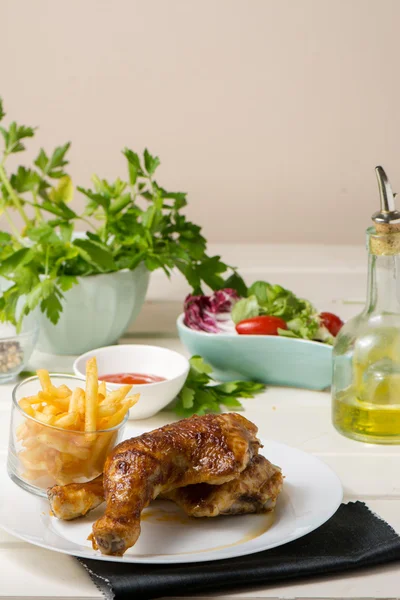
[177,314,333,390]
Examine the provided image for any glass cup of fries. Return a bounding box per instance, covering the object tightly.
[7,359,139,496]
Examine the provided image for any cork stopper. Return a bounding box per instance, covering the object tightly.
[370,167,400,255]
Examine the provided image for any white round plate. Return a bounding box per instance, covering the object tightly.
[0,440,342,564]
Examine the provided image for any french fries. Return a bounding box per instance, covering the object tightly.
[16,358,139,488]
[85,357,98,437]
[68,387,84,414]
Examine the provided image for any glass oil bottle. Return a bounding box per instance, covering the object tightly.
[332,166,400,443]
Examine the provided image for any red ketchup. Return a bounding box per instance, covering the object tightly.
[99,373,166,385]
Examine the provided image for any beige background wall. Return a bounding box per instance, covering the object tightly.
[2,0,400,246]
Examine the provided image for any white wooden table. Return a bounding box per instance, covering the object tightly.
[0,244,399,599]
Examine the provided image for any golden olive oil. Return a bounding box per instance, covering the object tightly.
[333,388,400,444]
[332,167,400,444]
[333,326,400,443]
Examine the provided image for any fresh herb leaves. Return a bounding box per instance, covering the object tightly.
[0,122,35,156]
[0,97,233,329]
[174,356,265,417]
[34,143,71,179]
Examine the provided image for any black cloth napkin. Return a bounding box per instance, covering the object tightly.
[78,502,400,600]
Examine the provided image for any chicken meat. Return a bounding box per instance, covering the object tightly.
[49,413,261,556]
[48,474,104,521]
[162,455,283,517]
[48,455,283,522]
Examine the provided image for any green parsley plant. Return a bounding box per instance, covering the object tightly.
[0,98,233,329]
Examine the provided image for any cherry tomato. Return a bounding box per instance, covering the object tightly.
[236,316,288,336]
[320,312,344,337]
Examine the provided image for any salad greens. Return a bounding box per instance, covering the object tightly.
[231,280,322,340]
[184,274,335,343]
[174,356,266,417]
[0,97,234,329]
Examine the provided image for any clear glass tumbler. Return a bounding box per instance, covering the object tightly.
[8,375,127,496]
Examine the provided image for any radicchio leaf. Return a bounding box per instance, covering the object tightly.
[184,288,240,333]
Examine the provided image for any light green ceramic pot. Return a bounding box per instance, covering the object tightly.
[177,314,332,390]
[37,265,150,355]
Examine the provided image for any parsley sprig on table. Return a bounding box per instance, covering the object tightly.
[0,98,233,329]
[174,356,266,417]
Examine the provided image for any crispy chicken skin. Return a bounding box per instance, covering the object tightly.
[48,475,104,521]
[48,455,283,521]
[91,413,260,555]
[162,455,283,517]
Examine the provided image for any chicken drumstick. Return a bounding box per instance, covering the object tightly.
[91,413,260,555]
[48,455,283,521]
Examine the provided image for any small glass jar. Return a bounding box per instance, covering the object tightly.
[332,227,400,444]
[8,375,127,496]
[0,313,39,384]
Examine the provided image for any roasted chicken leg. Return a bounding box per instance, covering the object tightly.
[48,455,283,521]
[162,455,283,517]
[49,413,260,555]
[92,413,260,555]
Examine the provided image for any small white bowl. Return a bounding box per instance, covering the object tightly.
[73,345,189,420]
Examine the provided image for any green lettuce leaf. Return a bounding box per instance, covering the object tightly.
[231,295,260,324]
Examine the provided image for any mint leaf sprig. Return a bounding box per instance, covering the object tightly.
[174,356,266,417]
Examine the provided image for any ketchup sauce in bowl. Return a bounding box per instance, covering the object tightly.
[99,373,166,385]
[73,345,189,420]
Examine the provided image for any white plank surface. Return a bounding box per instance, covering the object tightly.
[0,244,399,600]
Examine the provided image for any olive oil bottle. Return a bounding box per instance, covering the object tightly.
[332,167,400,443]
